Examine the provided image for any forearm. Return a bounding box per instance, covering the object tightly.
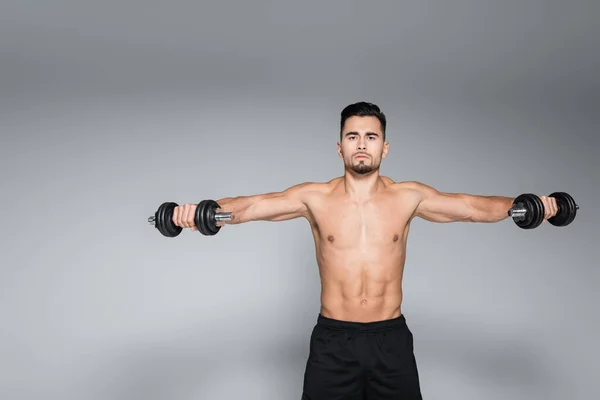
[215,189,306,224]
[468,195,515,223]
[409,181,516,223]
[215,195,258,224]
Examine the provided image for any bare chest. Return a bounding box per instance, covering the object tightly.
[307,197,413,247]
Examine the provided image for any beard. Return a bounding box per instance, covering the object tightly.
[349,159,377,175]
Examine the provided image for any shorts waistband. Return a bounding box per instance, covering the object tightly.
[316,313,406,332]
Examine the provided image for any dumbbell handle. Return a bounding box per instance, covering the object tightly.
[214,212,233,221]
[147,212,233,225]
[507,205,527,219]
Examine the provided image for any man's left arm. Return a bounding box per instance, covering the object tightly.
[403,181,556,223]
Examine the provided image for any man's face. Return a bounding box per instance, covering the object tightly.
[337,116,389,175]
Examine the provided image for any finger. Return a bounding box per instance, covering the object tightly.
[178,204,186,228]
[178,205,186,228]
[188,204,198,230]
[172,206,180,227]
[191,204,198,228]
[182,204,191,228]
[539,196,549,220]
[548,197,556,218]
[544,196,552,220]
[179,206,186,227]
[186,204,197,229]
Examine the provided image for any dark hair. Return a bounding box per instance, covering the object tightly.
[340,102,387,141]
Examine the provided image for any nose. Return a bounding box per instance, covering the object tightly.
[357,138,367,150]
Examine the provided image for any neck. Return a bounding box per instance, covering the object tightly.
[342,168,381,201]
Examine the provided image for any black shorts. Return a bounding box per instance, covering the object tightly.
[301,313,422,400]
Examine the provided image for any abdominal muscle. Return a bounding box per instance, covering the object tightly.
[305,178,415,323]
[315,235,408,323]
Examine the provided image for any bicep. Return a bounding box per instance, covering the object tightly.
[244,183,311,222]
[405,182,474,223]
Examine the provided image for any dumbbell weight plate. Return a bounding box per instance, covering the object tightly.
[513,193,545,229]
[155,202,183,237]
[195,200,221,236]
[203,200,222,235]
[195,200,209,235]
[547,192,577,227]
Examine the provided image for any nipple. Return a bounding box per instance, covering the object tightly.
[327,235,335,242]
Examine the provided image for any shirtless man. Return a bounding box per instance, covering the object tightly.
[171,102,559,399]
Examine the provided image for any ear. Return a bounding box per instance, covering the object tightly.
[337,141,343,158]
[382,141,389,158]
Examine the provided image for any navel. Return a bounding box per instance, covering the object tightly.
[360,299,368,306]
[327,235,335,242]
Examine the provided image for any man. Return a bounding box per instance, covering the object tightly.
[172,102,558,399]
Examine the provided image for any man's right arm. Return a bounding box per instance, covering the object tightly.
[172,182,315,229]
[215,182,312,224]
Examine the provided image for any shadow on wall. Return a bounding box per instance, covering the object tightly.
[408,313,561,394]
[79,317,311,400]
[78,312,559,400]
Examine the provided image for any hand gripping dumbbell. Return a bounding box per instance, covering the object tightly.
[507,192,579,229]
[148,200,232,237]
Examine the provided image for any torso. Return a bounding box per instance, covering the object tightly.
[302,176,420,322]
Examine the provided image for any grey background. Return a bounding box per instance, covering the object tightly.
[1,1,598,399]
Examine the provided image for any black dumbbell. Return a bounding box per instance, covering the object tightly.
[507,192,579,229]
[148,200,232,237]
